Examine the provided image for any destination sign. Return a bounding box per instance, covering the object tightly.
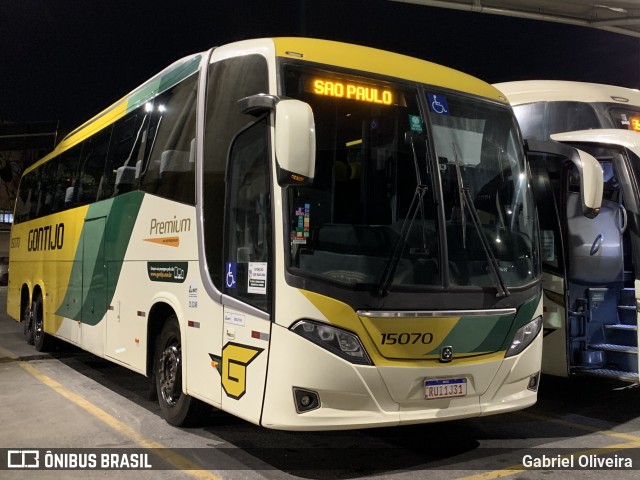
[312,78,394,105]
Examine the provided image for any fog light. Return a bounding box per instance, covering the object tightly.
[528,372,541,392]
[293,388,320,413]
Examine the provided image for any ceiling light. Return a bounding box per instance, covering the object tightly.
[594,4,628,14]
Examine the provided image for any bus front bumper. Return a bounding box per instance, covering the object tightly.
[260,325,542,431]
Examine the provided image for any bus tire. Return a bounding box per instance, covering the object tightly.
[32,294,51,352]
[155,316,208,427]
[23,302,34,345]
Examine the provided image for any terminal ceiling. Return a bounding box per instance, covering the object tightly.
[390,1,640,38]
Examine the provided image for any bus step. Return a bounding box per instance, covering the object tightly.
[590,343,638,354]
[605,324,638,331]
[583,368,638,382]
[620,287,636,303]
[617,305,636,311]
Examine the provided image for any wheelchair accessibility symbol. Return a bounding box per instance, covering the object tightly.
[226,262,237,288]
[429,93,449,115]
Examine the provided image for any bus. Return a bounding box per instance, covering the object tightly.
[496,80,640,383]
[7,39,598,430]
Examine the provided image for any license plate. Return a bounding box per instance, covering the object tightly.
[424,378,467,400]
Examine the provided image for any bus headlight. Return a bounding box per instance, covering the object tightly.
[291,320,373,365]
[505,316,542,358]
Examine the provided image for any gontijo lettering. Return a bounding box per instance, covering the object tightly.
[28,223,64,251]
[313,79,393,105]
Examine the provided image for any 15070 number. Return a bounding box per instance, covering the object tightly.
[380,332,433,345]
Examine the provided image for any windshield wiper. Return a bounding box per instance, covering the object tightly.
[452,143,467,249]
[377,184,427,297]
[377,132,429,297]
[452,143,510,298]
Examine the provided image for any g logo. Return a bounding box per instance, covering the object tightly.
[210,343,263,400]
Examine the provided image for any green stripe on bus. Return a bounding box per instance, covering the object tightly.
[423,293,541,355]
[126,56,201,114]
[56,191,144,325]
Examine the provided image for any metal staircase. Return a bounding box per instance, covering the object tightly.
[575,286,639,382]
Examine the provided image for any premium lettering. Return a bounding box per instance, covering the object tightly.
[149,216,191,235]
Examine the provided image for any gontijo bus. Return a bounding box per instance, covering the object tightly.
[496,80,640,383]
[8,38,595,430]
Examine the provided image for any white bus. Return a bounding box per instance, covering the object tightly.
[7,39,598,430]
[497,80,640,383]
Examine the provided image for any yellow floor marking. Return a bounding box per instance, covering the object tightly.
[20,362,223,480]
[0,345,16,359]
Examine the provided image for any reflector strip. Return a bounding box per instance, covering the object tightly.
[251,331,270,341]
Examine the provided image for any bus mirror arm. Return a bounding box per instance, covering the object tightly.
[239,94,278,115]
[525,139,603,219]
[238,95,316,186]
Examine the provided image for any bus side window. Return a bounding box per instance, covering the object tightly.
[80,126,112,204]
[15,172,35,223]
[529,153,563,272]
[34,161,56,217]
[107,110,147,197]
[52,145,81,213]
[140,73,198,205]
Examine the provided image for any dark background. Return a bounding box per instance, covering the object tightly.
[2,0,639,130]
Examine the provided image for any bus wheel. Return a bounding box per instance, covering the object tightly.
[23,303,34,345]
[155,316,208,426]
[32,294,51,352]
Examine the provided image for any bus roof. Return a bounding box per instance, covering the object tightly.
[35,38,506,175]
[494,80,640,107]
[271,38,505,103]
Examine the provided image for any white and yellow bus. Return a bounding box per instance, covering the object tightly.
[496,80,640,383]
[7,39,597,430]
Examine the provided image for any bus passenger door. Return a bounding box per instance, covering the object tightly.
[527,142,604,378]
[220,305,271,425]
[528,152,569,376]
[80,216,107,356]
[218,117,272,425]
[551,132,639,381]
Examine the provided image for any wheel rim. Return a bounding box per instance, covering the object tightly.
[33,303,43,343]
[159,341,182,407]
[23,307,33,337]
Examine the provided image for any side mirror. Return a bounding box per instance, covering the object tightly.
[275,99,316,186]
[573,148,604,218]
[525,139,603,219]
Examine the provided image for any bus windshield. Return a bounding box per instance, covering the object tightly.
[282,66,538,291]
[609,107,640,132]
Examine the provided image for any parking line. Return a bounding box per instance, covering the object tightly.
[0,345,16,360]
[20,362,223,480]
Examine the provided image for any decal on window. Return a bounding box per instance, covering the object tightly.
[428,93,449,115]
